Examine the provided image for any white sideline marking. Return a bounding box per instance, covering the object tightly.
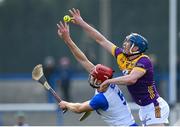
[0,102,139,112]
[0,103,57,111]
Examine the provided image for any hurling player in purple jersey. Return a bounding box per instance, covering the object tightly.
[68,8,169,126]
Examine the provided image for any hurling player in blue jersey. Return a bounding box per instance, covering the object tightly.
[67,8,169,126]
[57,21,137,126]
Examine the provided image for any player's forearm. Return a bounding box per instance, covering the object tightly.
[65,38,87,62]
[108,75,137,86]
[64,38,94,72]
[80,20,107,45]
[65,102,84,113]
[79,20,115,54]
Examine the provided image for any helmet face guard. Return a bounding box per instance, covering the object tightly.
[88,74,101,88]
[123,33,148,56]
[88,64,114,89]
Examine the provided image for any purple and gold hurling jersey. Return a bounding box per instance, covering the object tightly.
[112,46,159,106]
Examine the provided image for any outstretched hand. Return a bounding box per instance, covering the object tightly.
[57,21,71,42]
[69,8,84,25]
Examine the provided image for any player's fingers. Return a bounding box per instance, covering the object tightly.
[58,22,63,29]
[60,21,65,29]
[58,101,65,107]
[64,22,67,28]
[69,9,75,16]
[102,84,107,91]
[59,21,64,26]
[72,8,76,14]
[59,104,65,109]
[58,29,62,35]
[105,84,108,89]
[59,27,65,35]
[102,84,106,89]
[58,102,61,106]
[77,9,80,15]
[57,30,62,37]
[59,21,63,27]
[67,24,70,31]
[99,86,104,92]
[64,22,69,32]
[57,24,61,29]
[57,25,63,34]
[70,17,75,20]
[71,19,75,24]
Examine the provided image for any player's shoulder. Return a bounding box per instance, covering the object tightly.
[112,45,123,57]
[94,92,106,99]
[135,54,152,68]
[90,92,109,110]
[137,54,151,63]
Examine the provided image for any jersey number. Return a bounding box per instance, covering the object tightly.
[110,84,127,105]
[117,90,127,105]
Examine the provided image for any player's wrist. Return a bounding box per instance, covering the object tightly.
[64,36,72,43]
[78,19,87,27]
[105,79,111,85]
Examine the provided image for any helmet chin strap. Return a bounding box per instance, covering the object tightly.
[89,83,100,88]
[123,43,141,57]
[129,43,140,54]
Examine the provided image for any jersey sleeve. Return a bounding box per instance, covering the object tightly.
[111,45,123,58]
[89,93,109,111]
[134,57,152,73]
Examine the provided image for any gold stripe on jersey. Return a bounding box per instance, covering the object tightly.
[111,45,117,57]
[155,106,161,118]
[148,86,155,99]
[134,67,146,73]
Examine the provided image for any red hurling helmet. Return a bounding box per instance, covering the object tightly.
[88,64,114,88]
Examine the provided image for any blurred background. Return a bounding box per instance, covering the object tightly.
[0,0,179,126]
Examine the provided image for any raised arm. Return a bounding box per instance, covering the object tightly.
[57,21,94,73]
[69,8,116,54]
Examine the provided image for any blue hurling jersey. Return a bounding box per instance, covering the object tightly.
[89,84,135,126]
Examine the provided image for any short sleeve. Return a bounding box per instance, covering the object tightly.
[89,93,109,111]
[134,57,152,73]
[111,45,123,58]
